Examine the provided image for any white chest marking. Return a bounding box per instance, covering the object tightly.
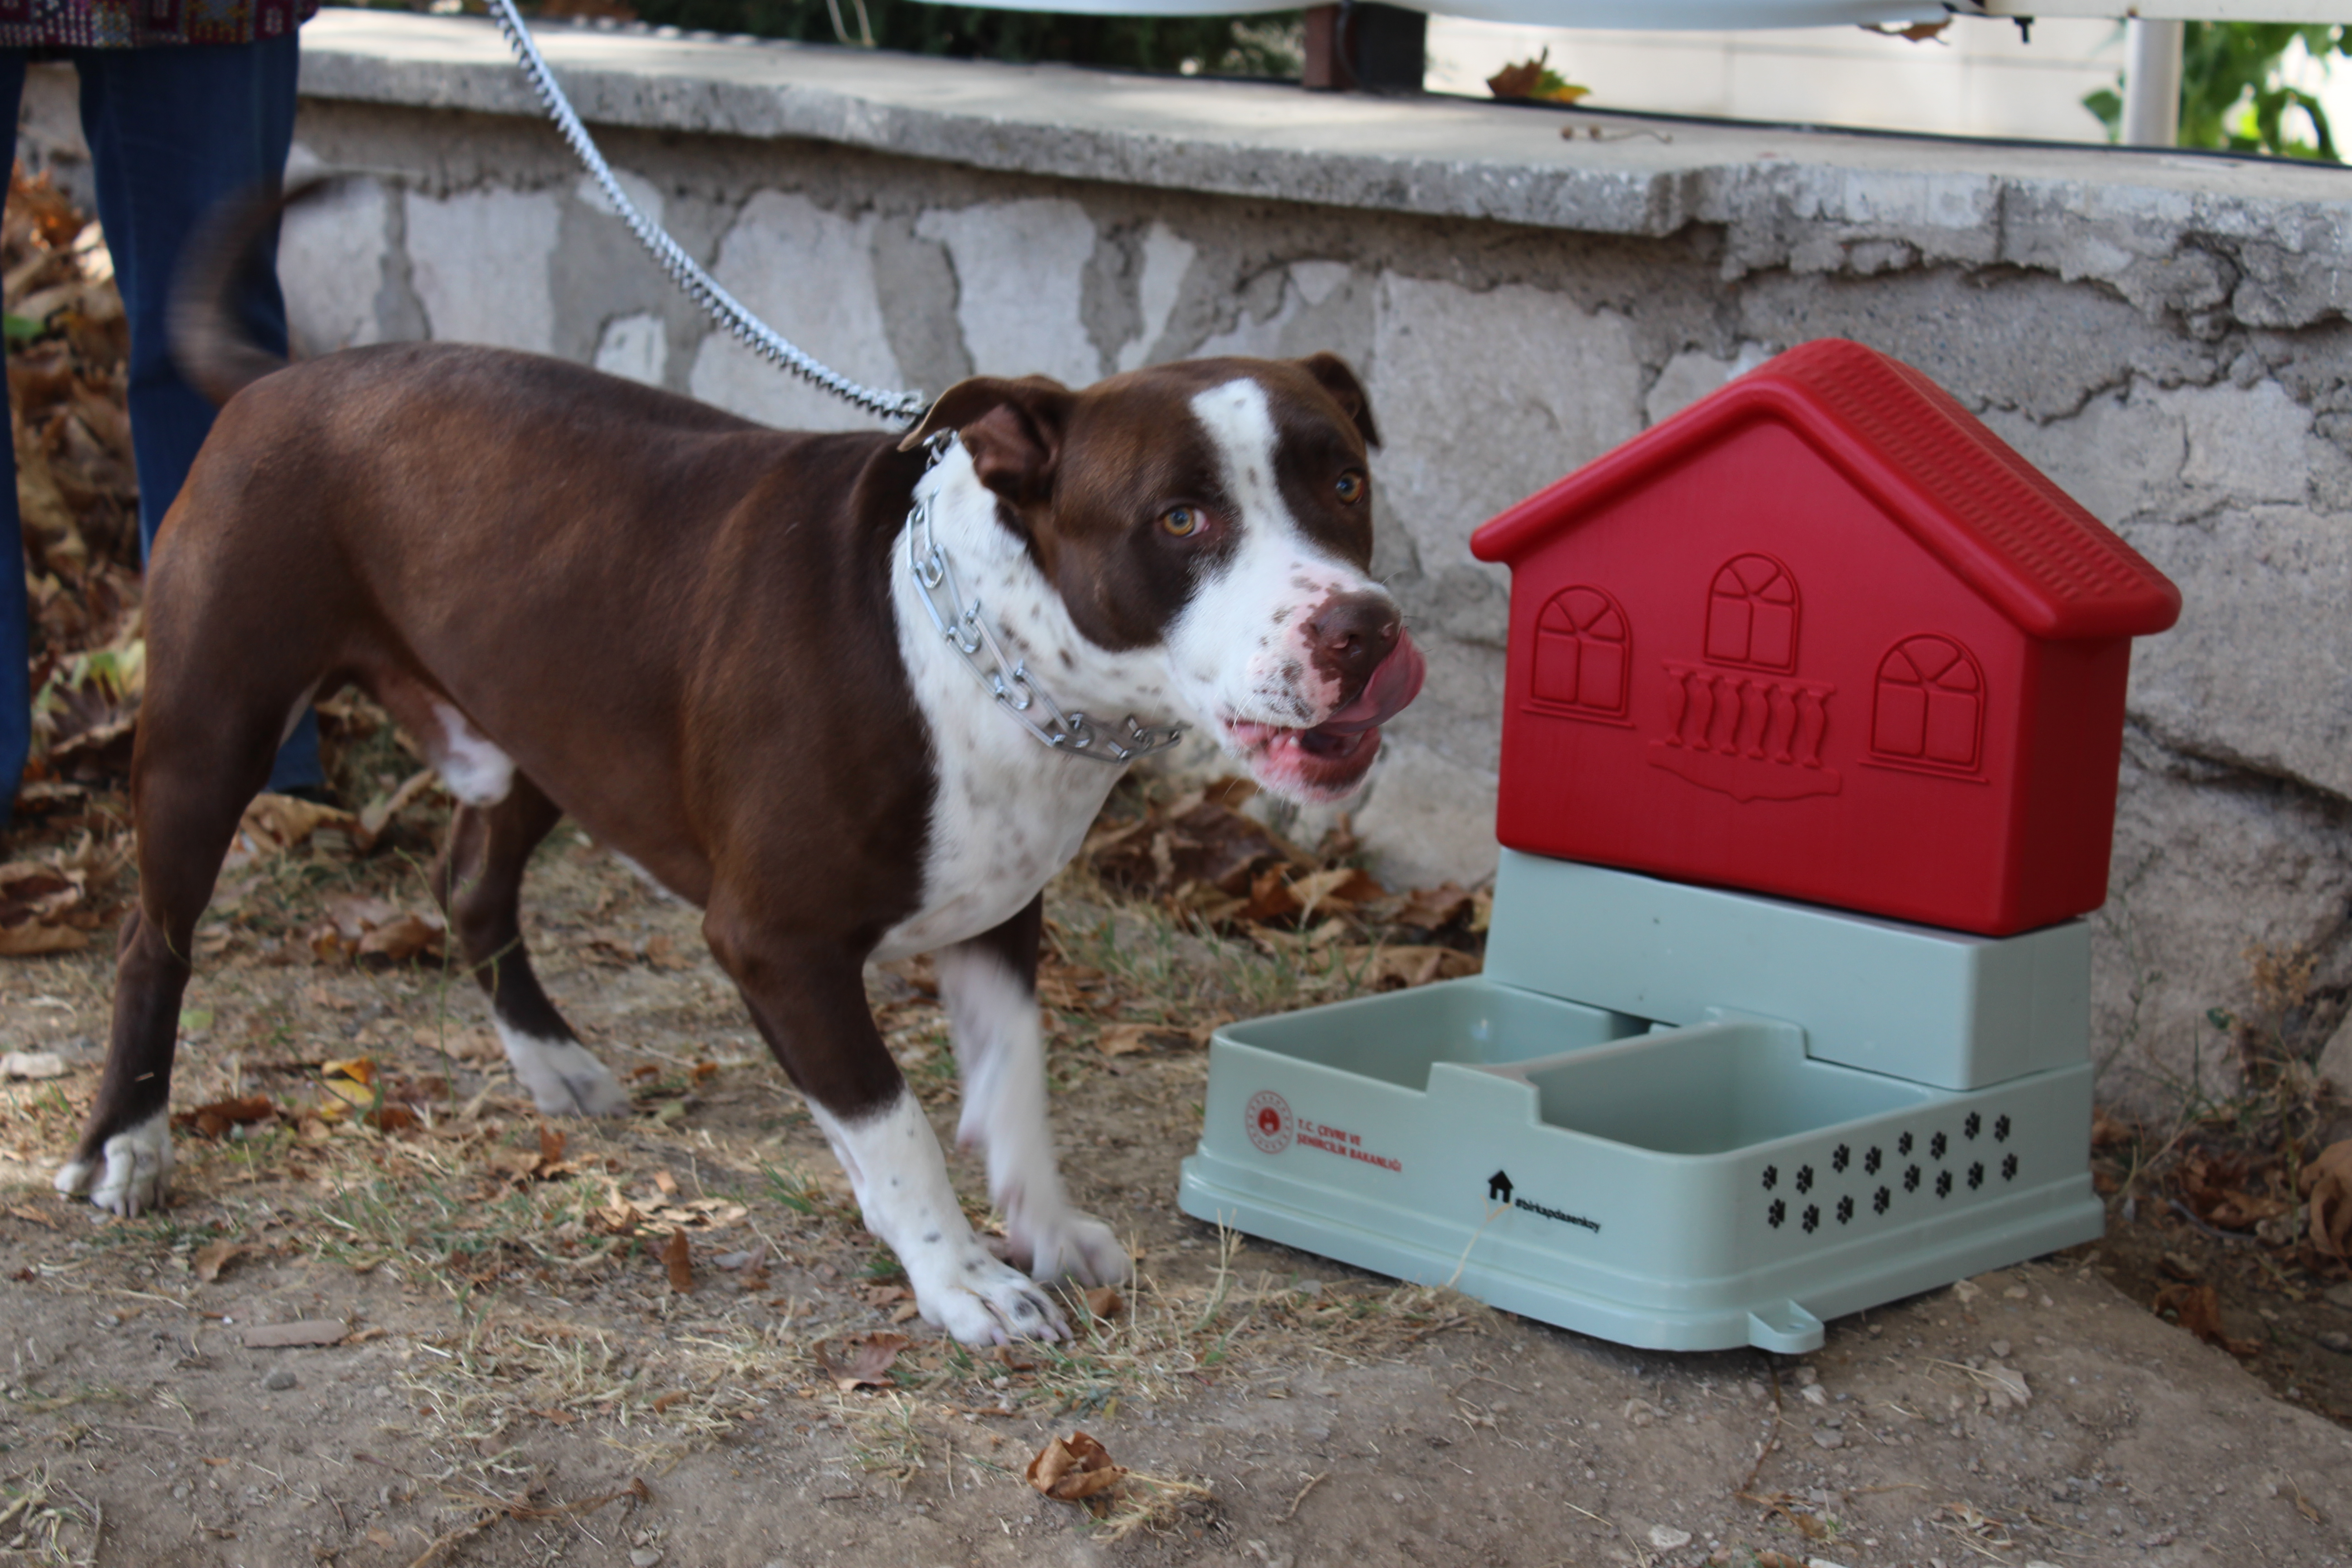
[428,701,517,807]
[875,449,1171,961]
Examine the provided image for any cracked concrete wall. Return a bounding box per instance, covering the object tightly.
[24,74,2351,1112]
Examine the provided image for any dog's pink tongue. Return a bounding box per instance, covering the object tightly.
[1313,634,1426,736]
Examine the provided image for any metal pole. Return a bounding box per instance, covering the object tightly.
[2121,17,2184,147]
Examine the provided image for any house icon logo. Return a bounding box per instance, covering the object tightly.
[1488,1170,1514,1204]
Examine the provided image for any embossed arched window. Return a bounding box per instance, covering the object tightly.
[1871,635,1984,773]
[1704,554,1800,672]
[1530,586,1631,719]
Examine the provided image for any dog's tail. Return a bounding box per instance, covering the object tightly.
[168,177,337,408]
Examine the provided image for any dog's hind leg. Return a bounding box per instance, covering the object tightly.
[433,776,628,1117]
[937,896,1131,1288]
[56,688,286,1214]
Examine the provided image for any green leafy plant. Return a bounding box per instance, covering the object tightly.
[2086,22,2347,160]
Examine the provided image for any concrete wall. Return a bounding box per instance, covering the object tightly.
[24,11,2352,1112]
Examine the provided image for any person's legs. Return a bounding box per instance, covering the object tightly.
[0,51,30,828]
[77,34,320,793]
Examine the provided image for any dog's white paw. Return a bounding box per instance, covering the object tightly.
[495,1023,630,1116]
[54,1111,173,1216]
[1010,1208,1132,1288]
[913,1245,1071,1346]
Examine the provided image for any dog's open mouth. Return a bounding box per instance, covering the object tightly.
[1226,634,1426,798]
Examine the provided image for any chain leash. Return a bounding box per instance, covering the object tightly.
[488,0,929,427]
[491,5,1179,760]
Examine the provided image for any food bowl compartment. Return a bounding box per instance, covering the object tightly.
[1218,977,1649,1092]
[1504,1013,1942,1155]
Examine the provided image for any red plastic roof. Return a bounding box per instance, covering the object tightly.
[1470,339,2182,642]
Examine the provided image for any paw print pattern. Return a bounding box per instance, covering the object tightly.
[1993,1115,2012,1142]
[1835,1195,1854,1225]
[1801,1205,1820,1234]
[1762,1165,1779,1191]
[2001,1153,2019,1181]
[1768,1199,1787,1228]
[1935,1170,1954,1199]
[1929,1131,1948,1161]
[1872,1186,1891,1215]
[1795,1165,1814,1194]
[1897,1132,1914,1156]
[1903,1165,1921,1193]
[1832,1144,1851,1173]
[1863,1147,1882,1175]
[1967,1161,1985,1190]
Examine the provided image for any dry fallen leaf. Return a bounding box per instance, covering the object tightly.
[1083,1285,1125,1319]
[191,1240,251,1284]
[816,1331,911,1392]
[663,1228,693,1293]
[174,1095,276,1139]
[307,894,444,967]
[2152,1281,2259,1353]
[1094,1022,1184,1057]
[355,912,445,966]
[1026,1430,1126,1504]
[1382,881,1477,931]
[1485,48,1589,103]
[314,1056,415,1131]
[222,791,358,870]
[1864,17,1951,40]
[316,1056,378,1119]
[1341,944,1481,990]
[2300,1139,2352,1258]
[0,922,85,956]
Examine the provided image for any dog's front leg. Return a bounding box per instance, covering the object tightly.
[703,904,1068,1345]
[938,897,1132,1289]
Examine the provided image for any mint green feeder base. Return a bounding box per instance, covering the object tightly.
[1177,857,2106,1353]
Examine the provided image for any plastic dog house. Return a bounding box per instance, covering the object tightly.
[1468,338,2180,936]
[1179,341,2180,1352]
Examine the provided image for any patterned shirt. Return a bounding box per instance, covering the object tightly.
[0,0,318,49]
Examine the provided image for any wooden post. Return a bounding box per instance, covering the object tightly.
[1302,4,1347,92]
[1301,3,1425,94]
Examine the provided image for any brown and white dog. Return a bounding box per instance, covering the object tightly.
[53,226,1423,1344]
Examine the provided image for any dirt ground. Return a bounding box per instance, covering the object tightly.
[5,828,2352,1568]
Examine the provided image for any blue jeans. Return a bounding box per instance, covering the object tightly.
[0,33,315,826]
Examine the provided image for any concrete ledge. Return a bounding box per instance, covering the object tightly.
[296,9,2352,314]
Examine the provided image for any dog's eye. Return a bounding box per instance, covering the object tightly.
[1334,471,1367,505]
[1160,505,1203,538]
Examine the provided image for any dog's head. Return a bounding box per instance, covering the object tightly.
[905,353,1423,803]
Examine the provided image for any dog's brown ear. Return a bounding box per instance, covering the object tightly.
[1293,352,1380,451]
[899,376,1076,504]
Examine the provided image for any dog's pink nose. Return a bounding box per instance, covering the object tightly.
[1304,591,1402,695]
